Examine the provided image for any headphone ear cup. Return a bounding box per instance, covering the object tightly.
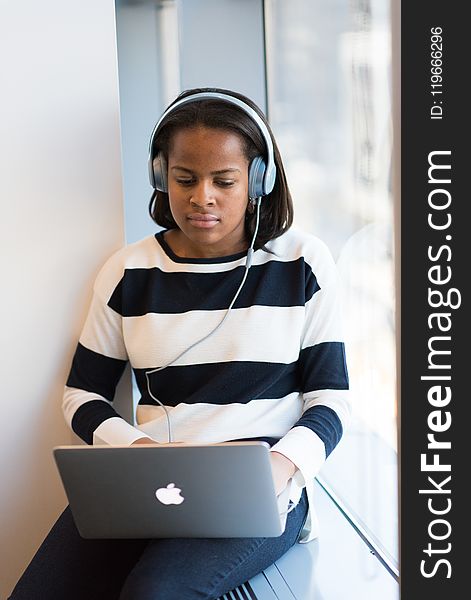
[152,152,168,193]
[248,155,267,199]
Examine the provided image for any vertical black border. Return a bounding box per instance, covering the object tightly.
[402,2,467,597]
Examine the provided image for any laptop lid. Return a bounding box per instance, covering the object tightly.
[53,442,289,539]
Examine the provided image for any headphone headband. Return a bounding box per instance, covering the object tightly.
[148,91,276,197]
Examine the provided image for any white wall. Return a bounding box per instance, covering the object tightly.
[0,1,127,596]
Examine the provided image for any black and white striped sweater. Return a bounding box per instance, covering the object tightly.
[63,227,350,542]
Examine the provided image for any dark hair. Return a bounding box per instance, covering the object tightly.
[148,87,293,250]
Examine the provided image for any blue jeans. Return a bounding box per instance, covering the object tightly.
[9,490,308,600]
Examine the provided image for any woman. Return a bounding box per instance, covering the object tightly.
[10,87,350,599]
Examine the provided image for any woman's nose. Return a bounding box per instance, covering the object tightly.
[190,180,215,206]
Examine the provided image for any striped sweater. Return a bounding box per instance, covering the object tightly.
[63,227,350,542]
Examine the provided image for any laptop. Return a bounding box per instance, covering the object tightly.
[53,441,291,539]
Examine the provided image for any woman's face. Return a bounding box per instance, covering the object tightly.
[166,126,251,258]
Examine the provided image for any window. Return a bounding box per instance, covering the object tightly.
[113,0,399,576]
[265,0,398,572]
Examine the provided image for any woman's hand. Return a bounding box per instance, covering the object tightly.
[131,438,186,445]
[131,437,160,445]
[270,451,297,496]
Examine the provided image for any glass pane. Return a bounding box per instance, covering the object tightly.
[265,0,398,568]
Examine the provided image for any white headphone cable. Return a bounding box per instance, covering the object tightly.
[145,197,262,442]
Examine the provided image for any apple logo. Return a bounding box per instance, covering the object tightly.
[155,483,184,505]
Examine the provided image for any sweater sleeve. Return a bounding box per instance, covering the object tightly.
[62,253,149,446]
[270,238,351,489]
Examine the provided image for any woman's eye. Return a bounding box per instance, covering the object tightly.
[174,178,235,187]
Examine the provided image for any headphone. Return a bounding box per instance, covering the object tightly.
[148,91,277,199]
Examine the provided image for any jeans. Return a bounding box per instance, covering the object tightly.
[9,490,308,600]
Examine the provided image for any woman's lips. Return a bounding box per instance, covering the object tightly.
[187,214,220,229]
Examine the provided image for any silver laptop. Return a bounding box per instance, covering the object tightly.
[53,442,291,539]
